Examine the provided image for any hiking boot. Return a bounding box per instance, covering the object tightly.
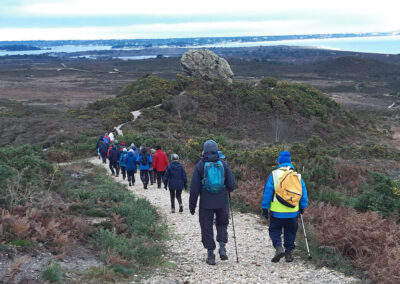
[116,174,119,177]
[171,208,175,213]
[144,184,148,189]
[271,246,285,263]
[179,204,183,213]
[219,242,228,260]
[285,251,294,262]
[157,185,161,189]
[206,250,216,265]
[129,182,132,187]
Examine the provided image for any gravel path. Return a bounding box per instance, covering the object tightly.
[90,157,357,284]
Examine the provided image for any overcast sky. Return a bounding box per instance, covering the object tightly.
[1,0,399,41]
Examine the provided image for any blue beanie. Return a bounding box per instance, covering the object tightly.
[277,151,291,164]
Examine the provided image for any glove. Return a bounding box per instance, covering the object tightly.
[190,209,195,215]
[262,209,269,220]
[300,208,304,214]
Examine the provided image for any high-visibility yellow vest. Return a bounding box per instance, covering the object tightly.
[270,167,300,213]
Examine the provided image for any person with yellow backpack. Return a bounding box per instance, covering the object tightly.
[261,151,308,263]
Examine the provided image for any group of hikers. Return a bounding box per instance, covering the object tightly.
[96,134,308,266]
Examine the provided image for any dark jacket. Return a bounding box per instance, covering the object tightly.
[96,136,104,149]
[124,151,137,171]
[189,151,235,210]
[164,161,187,190]
[109,147,120,164]
[99,142,108,156]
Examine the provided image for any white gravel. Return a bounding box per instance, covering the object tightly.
[90,157,358,284]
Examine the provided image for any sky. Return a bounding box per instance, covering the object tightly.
[0,0,399,41]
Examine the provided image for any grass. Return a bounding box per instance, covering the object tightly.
[42,259,63,283]
[65,164,167,273]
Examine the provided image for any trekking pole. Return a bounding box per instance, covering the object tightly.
[299,213,312,260]
[228,193,239,263]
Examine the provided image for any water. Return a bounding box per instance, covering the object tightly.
[1,35,399,56]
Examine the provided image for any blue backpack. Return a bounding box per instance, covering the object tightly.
[202,161,225,194]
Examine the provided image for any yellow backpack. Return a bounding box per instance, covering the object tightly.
[275,168,302,208]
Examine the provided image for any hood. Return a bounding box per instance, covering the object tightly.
[127,151,134,157]
[170,161,181,168]
[123,150,128,154]
[203,140,219,162]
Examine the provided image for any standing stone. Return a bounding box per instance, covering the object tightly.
[181,49,234,84]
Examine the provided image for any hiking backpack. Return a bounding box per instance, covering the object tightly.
[274,168,302,208]
[140,154,148,165]
[202,161,225,194]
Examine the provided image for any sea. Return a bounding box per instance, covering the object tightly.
[0,35,399,58]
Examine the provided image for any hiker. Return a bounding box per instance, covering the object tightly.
[164,154,187,213]
[109,131,115,142]
[108,145,120,177]
[103,133,110,145]
[119,148,128,180]
[149,149,156,185]
[124,149,137,186]
[96,135,104,159]
[131,143,139,157]
[99,141,108,164]
[114,140,121,151]
[136,145,153,189]
[261,151,308,263]
[189,140,236,265]
[153,145,169,188]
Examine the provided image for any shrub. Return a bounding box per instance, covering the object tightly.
[42,259,63,283]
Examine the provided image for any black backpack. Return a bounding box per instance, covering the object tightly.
[140,154,148,165]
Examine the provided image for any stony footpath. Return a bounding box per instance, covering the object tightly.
[90,157,358,284]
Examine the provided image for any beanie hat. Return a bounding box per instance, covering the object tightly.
[277,151,291,164]
[203,140,218,153]
[171,153,179,160]
[123,148,127,152]
[131,143,135,148]
[156,145,161,150]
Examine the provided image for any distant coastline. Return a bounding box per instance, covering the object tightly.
[0,32,399,57]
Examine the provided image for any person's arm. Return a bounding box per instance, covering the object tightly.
[189,162,202,214]
[182,166,187,190]
[261,175,274,210]
[223,161,235,192]
[164,153,169,167]
[163,167,170,189]
[148,155,153,165]
[136,155,140,164]
[299,179,308,212]
[153,154,158,170]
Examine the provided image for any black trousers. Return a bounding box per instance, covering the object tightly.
[127,170,135,184]
[120,166,126,180]
[140,170,149,187]
[109,161,119,176]
[149,169,154,184]
[156,170,165,187]
[101,155,107,163]
[199,207,229,250]
[169,188,183,209]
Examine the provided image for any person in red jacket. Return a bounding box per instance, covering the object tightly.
[153,145,169,188]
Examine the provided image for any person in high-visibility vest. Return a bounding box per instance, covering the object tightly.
[261,151,308,263]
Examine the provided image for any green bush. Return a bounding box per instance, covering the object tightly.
[354,173,400,217]
[42,259,63,283]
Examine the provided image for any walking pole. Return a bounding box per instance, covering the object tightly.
[228,193,239,263]
[299,213,312,260]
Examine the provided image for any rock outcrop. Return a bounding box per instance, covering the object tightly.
[181,49,234,84]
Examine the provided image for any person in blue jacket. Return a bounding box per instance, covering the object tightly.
[96,136,104,159]
[124,149,137,187]
[136,146,153,189]
[163,154,187,213]
[261,151,308,263]
[189,140,236,265]
[119,148,128,180]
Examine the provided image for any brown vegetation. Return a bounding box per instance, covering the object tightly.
[306,202,400,284]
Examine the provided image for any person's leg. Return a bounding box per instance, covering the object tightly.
[169,189,175,212]
[269,216,285,262]
[149,170,154,185]
[102,155,106,163]
[199,208,216,265]
[176,189,183,212]
[156,171,165,188]
[115,163,120,177]
[215,207,229,260]
[121,166,126,180]
[109,162,115,175]
[127,170,132,186]
[283,217,298,262]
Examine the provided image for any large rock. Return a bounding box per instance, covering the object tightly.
[181,49,234,84]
